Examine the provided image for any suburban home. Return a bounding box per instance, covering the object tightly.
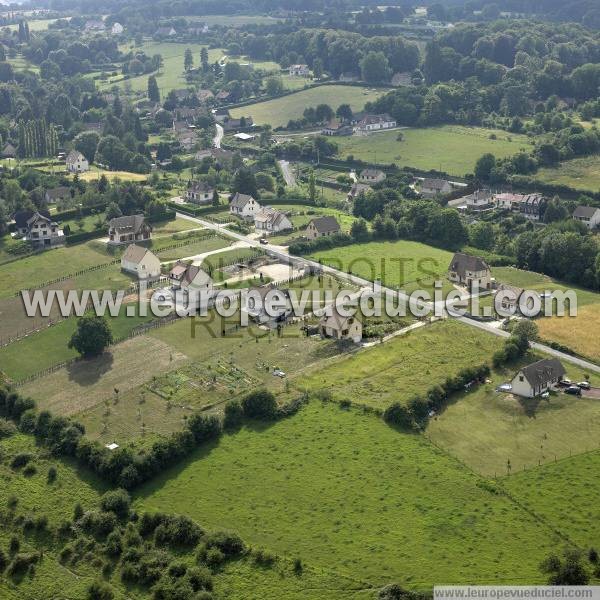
[354,114,396,134]
[121,245,161,279]
[288,64,310,77]
[222,116,254,132]
[155,26,177,37]
[254,207,293,234]
[447,252,492,290]
[66,150,89,173]
[185,181,214,205]
[510,358,566,398]
[305,216,340,240]
[321,119,353,136]
[1,142,16,158]
[196,89,214,103]
[111,22,124,35]
[230,193,260,220]
[44,186,71,204]
[519,193,547,221]
[216,90,231,102]
[107,214,152,245]
[495,283,524,313]
[213,108,230,123]
[84,20,105,32]
[494,192,525,211]
[319,306,362,343]
[195,148,234,166]
[21,211,65,248]
[347,182,371,202]
[168,261,213,294]
[359,168,386,184]
[242,286,292,324]
[421,178,452,198]
[573,205,600,230]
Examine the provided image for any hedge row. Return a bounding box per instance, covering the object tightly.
[0,385,306,490]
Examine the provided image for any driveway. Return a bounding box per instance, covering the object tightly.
[213,123,224,149]
[278,160,296,187]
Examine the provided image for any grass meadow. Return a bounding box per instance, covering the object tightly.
[230,85,387,128]
[535,155,600,191]
[136,401,560,588]
[310,239,454,294]
[427,353,600,477]
[296,319,502,408]
[334,126,533,176]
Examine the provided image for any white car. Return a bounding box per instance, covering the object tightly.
[273,369,286,378]
[577,381,591,390]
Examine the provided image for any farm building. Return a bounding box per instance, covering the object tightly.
[510,358,566,398]
[121,245,161,279]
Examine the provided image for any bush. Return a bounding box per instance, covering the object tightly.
[223,400,244,430]
[87,579,115,600]
[47,466,57,483]
[0,418,16,439]
[100,489,131,519]
[204,531,245,557]
[241,390,278,420]
[23,463,37,477]
[11,453,34,469]
[79,510,118,537]
[6,552,39,577]
[187,565,213,592]
[383,403,414,429]
[253,548,276,566]
[205,547,224,567]
[8,535,20,555]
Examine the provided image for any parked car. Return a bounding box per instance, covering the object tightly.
[577,381,591,390]
[259,238,268,245]
[273,369,286,378]
[565,385,582,396]
[558,378,572,387]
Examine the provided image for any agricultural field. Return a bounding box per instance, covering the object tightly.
[296,319,502,408]
[100,44,225,95]
[230,85,387,128]
[427,353,600,477]
[136,401,561,588]
[334,126,533,177]
[535,155,600,191]
[74,169,148,183]
[310,239,454,294]
[190,14,284,26]
[492,267,600,362]
[504,450,600,547]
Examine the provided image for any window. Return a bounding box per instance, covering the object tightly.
[519,375,524,382]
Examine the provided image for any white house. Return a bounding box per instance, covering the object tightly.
[121,245,161,279]
[111,22,124,35]
[168,261,213,293]
[421,178,452,198]
[22,212,65,248]
[359,168,386,184]
[319,306,362,343]
[108,214,152,245]
[66,150,89,173]
[230,193,260,220]
[511,358,566,398]
[448,252,492,291]
[185,181,214,205]
[494,192,524,211]
[288,64,310,77]
[254,207,293,234]
[354,114,396,134]
[573,205,600,230]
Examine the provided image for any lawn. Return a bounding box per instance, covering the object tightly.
[191,14,284,26]
[310,239,454,294]
[74,169,148,182]
[296,319,503,409]
[334,126,533,177]
[230,85,387,128]
[504,450,600,548]
[100,43,225,95]
[0,305,155,382]
[535,155,600,191]
[136,401,560,588]
[427,352,600,477]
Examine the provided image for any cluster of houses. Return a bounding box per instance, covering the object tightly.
[321,113,397,137]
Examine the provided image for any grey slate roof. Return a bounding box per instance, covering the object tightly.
[519,358,566,388]
[308,216,340,234]
[573,205,600,219]
[108,214,148,234]
[449,252,490,279]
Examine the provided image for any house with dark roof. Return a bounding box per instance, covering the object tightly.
[242,286,292,324]
[354,114,396,134]
[321,119,353,136]
[185,181,214,205]
[2,142,16,158]
[421,178,452,198]
[121,245,161,279]
[347,182,371,202]
[319,305,362,343]
[573,205,600,230]
[20,212,65,248]
[229,193,260,220]
[66,150,89,173]
[305,216,340,240]
[168,261,213,293]
[107,214,152,245]
[519,193,546,221]
[448,252,492,290]
[511,358,566,398]
[44,186,71,204]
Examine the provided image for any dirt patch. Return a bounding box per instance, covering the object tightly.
[21,336,188,417]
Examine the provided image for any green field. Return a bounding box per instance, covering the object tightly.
[310,239,454,294]
[297,319,502,408]
[536,155,600,191]
[191,14,284,26]
[230,85,387,128]
[136,401,560,588]
[504,450,600,547]
[334,126,533,177]
[427,352,600,477]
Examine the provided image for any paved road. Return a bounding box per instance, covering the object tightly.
[177,211,600,374]
[278,160,296,187]
[213,123,224,149]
